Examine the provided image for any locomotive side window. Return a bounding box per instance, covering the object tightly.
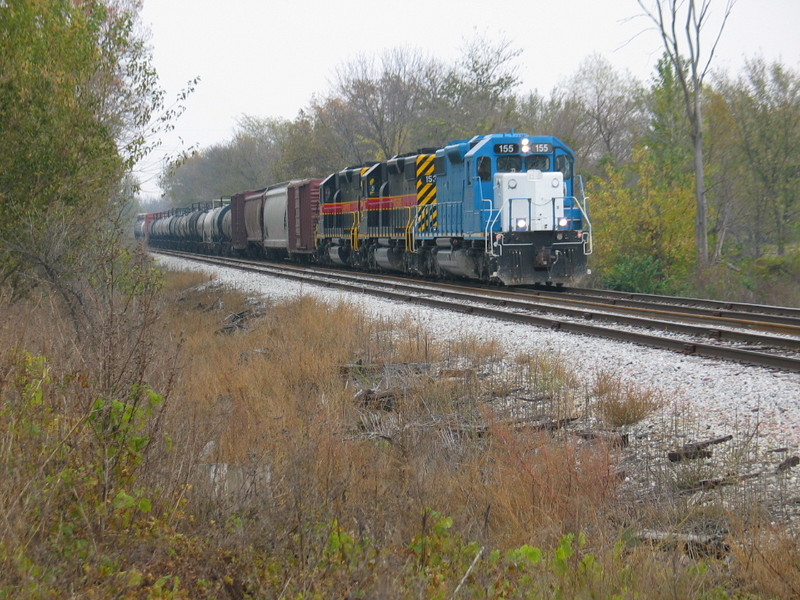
[405,158,416,181]
[556,155,573,179]
[434,155,447,175]
[525,155,550,171]
[477,156,492,181]
[497,155,522,173]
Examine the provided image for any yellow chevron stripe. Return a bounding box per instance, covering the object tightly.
[415,154,437,230]
[417,154,435,175]
[418,183,436,205]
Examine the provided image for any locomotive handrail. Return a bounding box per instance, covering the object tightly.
[404,206,415,252]
[478,176,502,256]
[485,198,502,256]
[574,175,593,255]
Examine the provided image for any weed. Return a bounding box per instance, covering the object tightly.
[593,369,665,426]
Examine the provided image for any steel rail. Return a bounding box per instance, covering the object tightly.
[560,286,800,320]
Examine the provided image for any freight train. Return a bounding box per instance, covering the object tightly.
[137,132,593,286]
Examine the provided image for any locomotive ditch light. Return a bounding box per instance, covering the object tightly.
[515,218,528,231]
[558,217,569,228]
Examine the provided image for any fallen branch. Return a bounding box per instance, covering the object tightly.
[668,434,733,462]
[574,429,630,448]
[682,471,762,494]
[776,455,800,473]
[635,529,729,558]
[354,388,399,411]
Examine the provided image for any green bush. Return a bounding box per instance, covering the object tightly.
[601,255,673,294]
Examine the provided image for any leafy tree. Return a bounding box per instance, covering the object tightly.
[704,83,750,259]
[590,145,695,292]
[644,56,693,172]
[0,5,191,489]
[0,0,175,300]
[716,58,800,256]
[271,109,345,181]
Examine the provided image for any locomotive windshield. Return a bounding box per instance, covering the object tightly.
[492,153,553,174]
[497,155,522,172]
[525,155,550,171]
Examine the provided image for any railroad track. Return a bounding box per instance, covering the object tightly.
[529,286,800,328]
[154,250,800,373]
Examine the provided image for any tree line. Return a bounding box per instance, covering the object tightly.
[1,0,796,303]
[159,34,800,301]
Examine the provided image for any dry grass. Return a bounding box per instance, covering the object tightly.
[148,270,625,551]
[3,264,799,598]
[592,368,665,426]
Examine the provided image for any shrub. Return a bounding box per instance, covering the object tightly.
[602,254,672,294]
[593,369,665,426]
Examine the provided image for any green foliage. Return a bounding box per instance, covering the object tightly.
[716,59,800,256]
[603,254,669,293]
[0,0,173,295]
[689,250,800,306]
[89,386,163,490]
[590,145,695,293]
[645,55,693,172]
[0,347,168,596]
[505,543,543,566]
[0,0,123,203]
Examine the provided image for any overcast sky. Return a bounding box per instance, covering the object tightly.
[134,0,800,198]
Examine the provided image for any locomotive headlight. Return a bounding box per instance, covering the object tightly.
[520,137,530,153]
[558,217,569,228]
[515,218,528,231]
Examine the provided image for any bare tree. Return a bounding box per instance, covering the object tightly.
[330,48,441,160]
[431,33,523,139]
[636,0,735,265]
[564,54,646,168]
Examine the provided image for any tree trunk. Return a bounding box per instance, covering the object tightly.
[694,130,709,264]
[693,78,709,265]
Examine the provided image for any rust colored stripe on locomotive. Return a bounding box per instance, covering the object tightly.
[363,194,417,210]
[321,201,359,215]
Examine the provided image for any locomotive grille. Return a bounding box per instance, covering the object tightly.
[415,154,437,231]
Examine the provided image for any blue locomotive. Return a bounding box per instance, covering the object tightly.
[141,131,592,287]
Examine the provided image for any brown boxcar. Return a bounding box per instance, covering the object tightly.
[287,178,322,256]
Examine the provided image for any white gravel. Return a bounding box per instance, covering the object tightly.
[157,255,800,481]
